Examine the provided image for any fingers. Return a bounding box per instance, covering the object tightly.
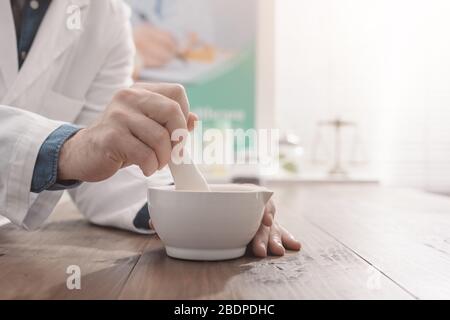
[250,221,301,258]
[251,224,270,258]
[111,85,195,169]
[124,83,192,136]
[126,114,172,169]
[268,223,285,256]
[262,199,275,227]
[280,225,302,251]
[114,133,159,176]
[130,89,187,138]
[187,112,198,132]
[133,83,190,120]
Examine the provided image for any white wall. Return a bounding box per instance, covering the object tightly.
[275,0,385,179]
[256,0,275,130]
[379,0,450,193]
[275,0,450,192]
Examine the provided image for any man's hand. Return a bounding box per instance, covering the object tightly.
[134,24,178,68]
[58,83,197,182]
[250,200,301,257]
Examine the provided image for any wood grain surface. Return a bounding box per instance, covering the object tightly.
[1,183,449,299]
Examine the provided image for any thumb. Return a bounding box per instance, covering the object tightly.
[187,112,199,132]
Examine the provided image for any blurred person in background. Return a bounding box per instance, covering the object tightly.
[128,0,216,71]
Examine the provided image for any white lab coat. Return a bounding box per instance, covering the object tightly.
[0,0,170,233]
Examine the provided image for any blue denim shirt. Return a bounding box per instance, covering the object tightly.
[31,124,82,193]
[15,0,151,230]
[13,0,52,68]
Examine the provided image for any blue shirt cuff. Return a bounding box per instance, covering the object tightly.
[31,124,82,193]
[133,204,151,230]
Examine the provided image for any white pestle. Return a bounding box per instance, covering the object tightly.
[168,149,210,192]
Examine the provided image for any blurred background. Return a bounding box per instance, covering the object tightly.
[129,0,450,194]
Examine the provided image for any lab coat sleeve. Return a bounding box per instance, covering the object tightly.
[68,2,172,234]
[0,105,64,230]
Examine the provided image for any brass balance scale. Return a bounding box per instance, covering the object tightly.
[312,118,368,177]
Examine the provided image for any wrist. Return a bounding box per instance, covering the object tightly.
[57,128,84,181]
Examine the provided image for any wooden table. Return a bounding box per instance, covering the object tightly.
[1,182,450,300]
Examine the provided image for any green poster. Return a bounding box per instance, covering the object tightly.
[187,47,256,132]
[136,0,258,134]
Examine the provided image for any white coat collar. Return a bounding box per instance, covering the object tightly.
[2,0,90,105]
